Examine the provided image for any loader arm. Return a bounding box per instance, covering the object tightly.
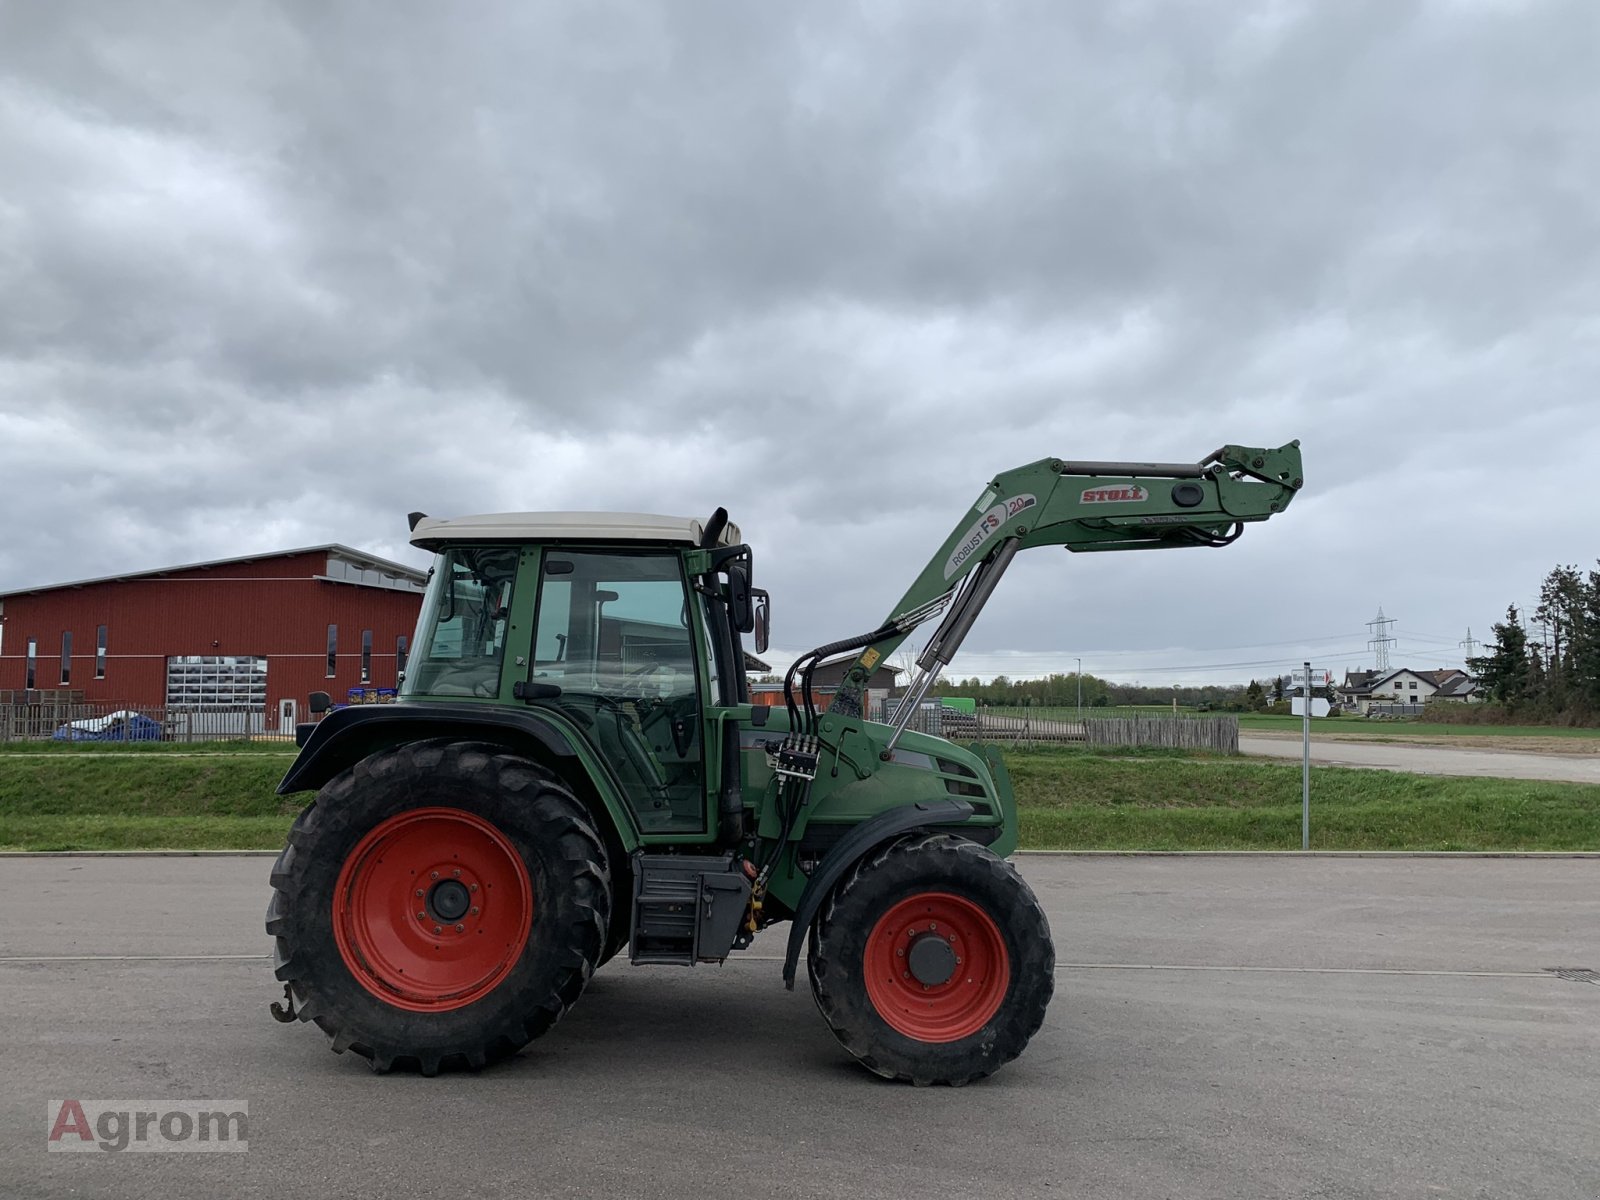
[821,441,1303,722]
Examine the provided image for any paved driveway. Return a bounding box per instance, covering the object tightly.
[3,854,1597,1199]
[1241,734,1600,783]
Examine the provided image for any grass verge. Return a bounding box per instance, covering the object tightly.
[1006,747,1600,850]
[1,744,1596,853]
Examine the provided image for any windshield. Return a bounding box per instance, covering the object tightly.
[402,546,519,698]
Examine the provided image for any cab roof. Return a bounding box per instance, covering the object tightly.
[409,511,741,551]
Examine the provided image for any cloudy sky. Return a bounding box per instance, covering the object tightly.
[2,0,1596,686]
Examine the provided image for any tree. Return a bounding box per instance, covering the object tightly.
[1245,679,1266,711]
[1467,605,1535,708]
[1535,565,1586,710]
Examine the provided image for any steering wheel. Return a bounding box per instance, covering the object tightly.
[594,663,676,703]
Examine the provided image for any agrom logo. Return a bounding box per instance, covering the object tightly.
[47,1099,248,1153]
[1080,485,1148,504]
[945,495,1036,579]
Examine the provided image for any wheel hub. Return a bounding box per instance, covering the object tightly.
[428,878,472,922]
[906,931,957,987]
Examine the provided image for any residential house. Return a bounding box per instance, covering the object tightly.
[1336,668,1477,715]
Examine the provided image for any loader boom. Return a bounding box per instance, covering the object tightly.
[823,441,1302,720]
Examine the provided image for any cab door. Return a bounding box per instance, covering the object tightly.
[528,549,710,835]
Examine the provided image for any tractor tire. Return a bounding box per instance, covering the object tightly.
[265,739,610,1075]
[807,832,1053,1086]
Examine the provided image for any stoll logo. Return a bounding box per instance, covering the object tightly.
[1080,484,1148,504]
[47,1099,249,1153]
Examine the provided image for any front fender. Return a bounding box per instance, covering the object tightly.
[779,797,973,989]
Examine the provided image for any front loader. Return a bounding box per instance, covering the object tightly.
[266,442,1302,1084]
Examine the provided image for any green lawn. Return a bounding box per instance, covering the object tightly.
[0,754,299,851]
[1004,746,1600,851]
[1,743,1595,853]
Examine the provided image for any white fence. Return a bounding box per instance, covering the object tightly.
[0,700,287,743]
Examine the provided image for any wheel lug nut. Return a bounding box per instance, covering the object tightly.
[415,889,424,898]
[433,926,442,934]
[453,869,461,878]
[470,906,480,916]
[431,871,440,880]
[896,948,904,957]
[455,924,464,933]
[469,884,479,893]
[902,971,910,979]
[417,911,426,920]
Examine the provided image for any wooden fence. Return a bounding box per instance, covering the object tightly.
[971,713,1084,743]
[1082,714,1238,753]
[968,711,1237,752]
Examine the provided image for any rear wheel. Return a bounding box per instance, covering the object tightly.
[266,740,609,1074]
[808,833,1053,1085]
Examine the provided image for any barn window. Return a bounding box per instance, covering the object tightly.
[96,625,108,679]
[25,638,36,690]
[361,629,373,683]
[60,632,72,686]
[326,625,338,678]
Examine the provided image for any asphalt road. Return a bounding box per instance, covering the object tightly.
[1240,735,1600,783]
[3,855,1597,1200]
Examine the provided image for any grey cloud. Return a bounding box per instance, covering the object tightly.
[2,0,1596,684]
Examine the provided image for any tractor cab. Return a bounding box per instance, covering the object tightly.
[401,510,767,836]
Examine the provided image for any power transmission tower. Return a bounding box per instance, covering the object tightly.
[1459,628,1481,663]
[1367,607,1397,672]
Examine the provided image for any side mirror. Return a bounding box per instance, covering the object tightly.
[308,691,331,715]
[752,589,770,654]
[727,563,755,633]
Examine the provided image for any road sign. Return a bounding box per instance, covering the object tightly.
[1291,668,1332,687]
[1292,696,1330,718]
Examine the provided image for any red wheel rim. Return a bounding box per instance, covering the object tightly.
[863,891,1010,1043]
[332,807,533,1013]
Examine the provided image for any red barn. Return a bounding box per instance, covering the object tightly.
[0,545,426,735]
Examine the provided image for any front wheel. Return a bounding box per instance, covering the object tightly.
[807,833,1053,1086]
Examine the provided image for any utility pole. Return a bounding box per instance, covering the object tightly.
[1075,657,1082,718]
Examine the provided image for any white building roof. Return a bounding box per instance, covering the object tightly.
[409,511,741,550]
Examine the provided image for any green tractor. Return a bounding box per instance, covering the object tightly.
[266,444,1302,1084]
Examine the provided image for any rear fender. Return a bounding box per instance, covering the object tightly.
[277,703,642,852]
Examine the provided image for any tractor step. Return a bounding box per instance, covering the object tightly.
[629,853,752,966]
